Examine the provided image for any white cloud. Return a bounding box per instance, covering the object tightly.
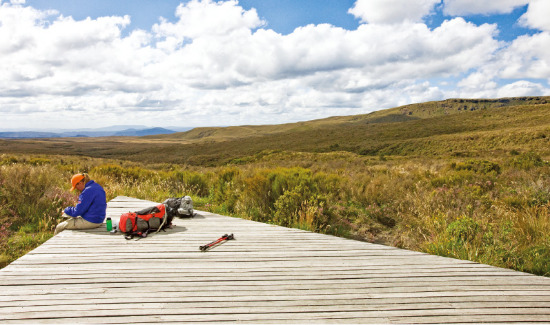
[497,80,549,97]
[443,0,529,16]
[498,32,550,80]
[453,78,550,99]
[455,57,550,99]
[519,0,550,32]
[152,0,264,43]
[149,16,499,93]
[0,0,548,129]
[458,72,497,91]
[349,0,439,24]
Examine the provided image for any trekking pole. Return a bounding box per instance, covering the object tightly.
[199,233,234,251]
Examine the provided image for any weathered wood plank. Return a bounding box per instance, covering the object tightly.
[1,273,538,286]
[2,289,550,304]
[2,310,550,324]
[1,196,550,324]
[3,306,550,322]
[3,300,550,314]
[2,295,550,309]
[2,278,549,293]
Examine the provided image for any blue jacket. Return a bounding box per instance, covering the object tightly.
[64,180,107,224]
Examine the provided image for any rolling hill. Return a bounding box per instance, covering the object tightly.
[1,96,549,165]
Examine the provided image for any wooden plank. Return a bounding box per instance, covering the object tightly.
[1,272,538,285]
[2,295,550,309]
[2,305,550,322]
[2,310,550,324]
[3,300,550,314]
[2,278,549,293]
[1,196,550,324]
[2,289,550,305]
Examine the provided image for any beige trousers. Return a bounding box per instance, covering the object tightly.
[54,214,102,235]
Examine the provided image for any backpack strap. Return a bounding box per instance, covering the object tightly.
[155,205,168,233]
[124,230,150,240]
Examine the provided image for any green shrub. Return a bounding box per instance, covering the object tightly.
[451,159,501,175]
[524,245,550,276]
[0,155,18,165]
[0,164,74,230]
[167,170,209,196]
[211,167,240,212]
[273,185,311,227]
[446,216,480,242]
[237,172,272,221]
[510,152,545,170]
[430,169,476,187]
[0,164,76,268]
[92,164,154,181]
[28,157,51,166]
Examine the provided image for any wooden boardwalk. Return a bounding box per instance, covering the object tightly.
[1,196,550,324]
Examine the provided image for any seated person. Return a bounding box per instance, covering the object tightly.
[54,173,107,235]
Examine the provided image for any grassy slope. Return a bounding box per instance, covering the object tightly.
[1,96,549,164]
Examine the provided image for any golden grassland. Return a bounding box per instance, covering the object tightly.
[0,96,549,276]
[1,96,549,165]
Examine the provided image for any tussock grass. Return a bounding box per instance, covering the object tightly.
[6,152,549,276]
[0,162,75,267]
[1,96,549,276]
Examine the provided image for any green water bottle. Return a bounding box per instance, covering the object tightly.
[106,217,112,231]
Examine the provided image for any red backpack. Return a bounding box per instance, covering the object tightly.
[119,204,173,239]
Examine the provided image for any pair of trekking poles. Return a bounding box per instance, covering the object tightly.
[199,233,234,251]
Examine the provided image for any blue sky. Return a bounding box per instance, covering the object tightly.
[26,0,361,35]
[1,0,549,130]
[24,0,532,39]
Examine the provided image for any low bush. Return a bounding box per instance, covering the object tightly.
[0,164,75,268]
[1,153,549,277]
[510,152,546,170]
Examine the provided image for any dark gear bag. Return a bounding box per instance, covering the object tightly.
[163,196,194,218]
[119,204,173,239]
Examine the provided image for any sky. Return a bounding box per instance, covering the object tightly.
[1,0,549,130]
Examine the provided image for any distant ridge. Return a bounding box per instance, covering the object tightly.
[0,126,181,139]
[0,131,60,139]
[150,96,550,142]
[113,127,177,137]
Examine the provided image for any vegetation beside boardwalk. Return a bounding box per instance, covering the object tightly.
[1,151,549,277]
[1,97,549,274]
